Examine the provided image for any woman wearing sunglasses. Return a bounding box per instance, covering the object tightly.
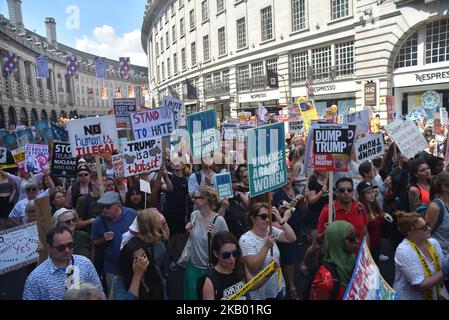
[201,231,276,300]
[308,220,358,300]
[393,211,446,300]
[239,202,296,300]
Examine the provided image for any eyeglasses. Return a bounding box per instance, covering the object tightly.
[63,218,77,225]
[193,196,204,200]
[257,214,275,221]
[78,173,89,177]
[338,187,354,193]
[52,242,74,252]
[415,223,431,232]
[219,250,241,259]
[345,234,359,243]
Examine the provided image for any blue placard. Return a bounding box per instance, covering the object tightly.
[214,172,233,198]
[187,109,220,161]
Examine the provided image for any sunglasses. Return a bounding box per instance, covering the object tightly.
[415,223,431,232]
[345,234,359,243]
[63,218,77,225]
[26,188,37,192]
[52,242,74,252]
[257,214,276,221]
[338,187,354,193]
[219,250,241,259]
[193,196,204,200]
[78,173,89,177]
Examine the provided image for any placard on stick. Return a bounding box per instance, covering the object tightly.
[34,196,53,264]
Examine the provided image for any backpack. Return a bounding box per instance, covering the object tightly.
[415,198,446,232]
[302,260,341,300]
[197,268,221,300]
[185,171,202,217]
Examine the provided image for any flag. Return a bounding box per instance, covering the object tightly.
[66,54,78,78]
[186,79,198,100]
[115,87,121,98]
[128,85,135,98]
[168,85,181,100]
[266,65,279,89]
[119,57,130,79]
[101,87,108,100]
[1,50,17,79]
[50,122,69,142]
[95,57,107,79]
[35,55,49,79]
[258,102,268,122]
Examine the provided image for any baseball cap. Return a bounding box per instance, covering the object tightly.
[77,164,91,174]
[357,181,378,195]
[97,191,120,206]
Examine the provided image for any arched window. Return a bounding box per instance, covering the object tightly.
[0,106,5,129]
[50,110,57,123]
[394,32,418,69]
[20,108,29,126]
[8,106,17,128]
[31,108,38,124]
[41,109,48,120]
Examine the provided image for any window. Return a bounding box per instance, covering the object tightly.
[191,42,197,66]
[222,70,230,92]
[190,9,196,30]
[237,18,247,49]
[335,41,354,76]
[251,62,265,90]
[181,48,186,70]
[312,46,331,80]
[425,18,449,64]
[180,18,185,36]
[159,17,162,30]
[166,31,170,49]
[218,27,226,56]
[266,58,278,72]
[203,35,210,61]
[165,9,169,23]
[156,42,159,56]
[202,0,209,22]
[204,74,213,97]
[171,2,175,16]
[291,51,309,84]
[162,61,165,80]
[217,0,225,13]
[261,6,273,41]
[331,0,349,20]
[172,25,177,43]
[292,0,306,32]
[167,58,171,77]
[179,0,184,9]
[161,36,164,53]
[238,65,250,91]
[174,53,178,74]
[394,32,418,68]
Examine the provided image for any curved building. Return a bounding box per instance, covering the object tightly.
[0,0,148,129]
[142,0,449,122]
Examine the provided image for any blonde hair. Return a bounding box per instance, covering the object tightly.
[136,208,162,244]
[396,211,423,237]
[198,185,219,209]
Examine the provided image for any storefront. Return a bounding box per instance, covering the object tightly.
[237,91,284,116]
[206,99,231,121]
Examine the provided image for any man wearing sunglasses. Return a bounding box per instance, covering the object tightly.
[23,225,103,300]
[9,182,49,226]
[317,177,369,248]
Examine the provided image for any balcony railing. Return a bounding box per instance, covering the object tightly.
[237,75,267,93]
[204,82,230,98]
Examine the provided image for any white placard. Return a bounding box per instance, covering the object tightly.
[0,147,6,164]
[140,179,152,194]
[340,109,370,137]
[162,96,186,128]
[355,133,385,164]
[122,138,163,177]
[130,107,175,141]
[67,115,119,158]
[386,119,428,159]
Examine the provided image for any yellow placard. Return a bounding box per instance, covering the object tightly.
[297,98,319,132]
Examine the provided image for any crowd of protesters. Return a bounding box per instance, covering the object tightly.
[2,118,449,301]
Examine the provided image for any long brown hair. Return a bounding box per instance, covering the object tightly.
[358,190,382,222]
[136,208,162,245]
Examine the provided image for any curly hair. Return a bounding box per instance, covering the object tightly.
[396,211,423,237]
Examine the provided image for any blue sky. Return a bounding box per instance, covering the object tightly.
[0,0,147,65]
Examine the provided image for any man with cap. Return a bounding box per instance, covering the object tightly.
[91,191,136,293]
[65,164,92,209]
[9,182,49,226]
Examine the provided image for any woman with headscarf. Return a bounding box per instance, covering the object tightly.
[309,220,358,300]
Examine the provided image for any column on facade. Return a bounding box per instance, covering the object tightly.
[277,53,291,115]
[228,66,238,119]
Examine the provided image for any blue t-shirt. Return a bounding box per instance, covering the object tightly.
[91,207,137,274]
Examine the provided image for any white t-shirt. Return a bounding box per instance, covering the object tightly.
[239,228,285,300]
[393,238,444,300]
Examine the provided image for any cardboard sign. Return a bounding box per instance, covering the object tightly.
[313,124,356,172]
[0,222,39,275]
[355,133,384,164]
[111,154,125,179]
[386,119,428,159]
[247,122,287,197]
[162,96,186,128]
[122,138,163,177]
[113,98,137,129]
[34,196,53,263]
[214,172,233,198]
[67,115,119,158]
[11,147,26,175]
[344,238,396,300]
[25,144,49,174]
[130,107,176,140]
[0,147,6,164]
[340,109,370,137]
[51,143,77,177]
[140,179,152,194]
[187,109,220,162]
[289,120,304,134]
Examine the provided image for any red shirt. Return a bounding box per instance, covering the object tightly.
[317,200,368,247]
[367,215,383,251]
[309,265,346,300]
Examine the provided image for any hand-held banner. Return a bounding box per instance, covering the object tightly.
[130,107,175,140]
[122,138,162,177]
[355,133,385,164]
[24,144,49,174]
[113,98,137,129]
[187,109,220,162]
[214,172,233,198]
[386,119,428,159]
[51,143,77,177]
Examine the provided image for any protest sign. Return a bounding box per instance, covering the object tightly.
[51,143,77,177]
[113,98,137,129]
[130,107,175,140]
[33,120,53,144]
[440,108,448,126]
[247,122,287,197]
[214,172,233,198]
[162,96,186,128]
[11,147,26,175]
[34,196,53,263]
[111,154,125,179]
[0,147,6,164]
[122,138,162,177]
[386,119,428,159]
[289,120,304,134]
[297,98,319,132]
[140,179,151,194]
[433,112,443,135]
[187,109,220,162]
[340,109,370,137]
[67,115,119,158]
[220,123,249,165]
[355,133,384,164]
[344,237,396,300]
[313,124,356,172]
[25,144,49,174]
[0,222,39,275]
